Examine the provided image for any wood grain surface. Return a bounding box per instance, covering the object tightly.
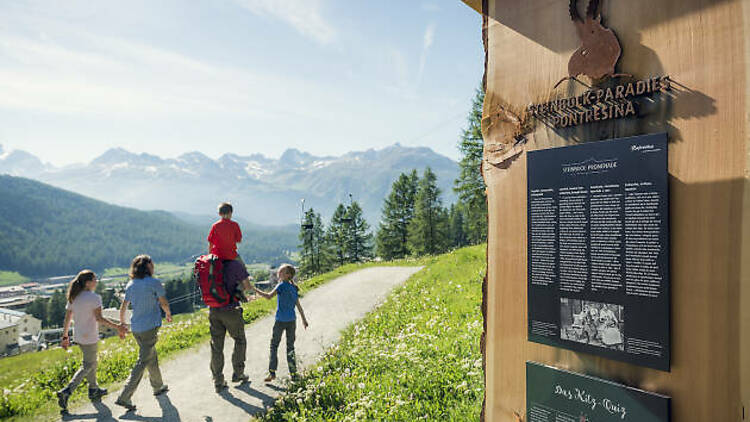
[475,0,750,420]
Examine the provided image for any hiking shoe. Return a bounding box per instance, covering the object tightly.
[263,373,276,383]
[114,398,136,411]
[56,388,70,411]
[88,387,108,401]
[215,381,228,393]
[231,373,249,383]
[153,385,169,396]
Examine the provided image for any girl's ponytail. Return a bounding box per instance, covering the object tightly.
[67,270,95,303]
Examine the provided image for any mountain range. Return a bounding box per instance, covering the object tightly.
[0,144,458,225]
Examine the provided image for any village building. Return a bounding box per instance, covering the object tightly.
[0,286,25,299]
[0,321,19,354]
[0,308,42,335]
[0,295,35,311]
[0,309,42,354]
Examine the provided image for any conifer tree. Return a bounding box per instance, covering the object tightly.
[27,297,48,327]
[46,289,67,328]
[376,170,419,259]
[454,87,488,244]
[449,203,469,248]
[327,203,350,266]
[345,201,373,262]
[408,167,450,255]
[299,208,330,276]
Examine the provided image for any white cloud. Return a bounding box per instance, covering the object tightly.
[424,23,436,50]
[231,0,335,45]
[417,23,437,88]
[0,30,339,121]
[421,2,442,12]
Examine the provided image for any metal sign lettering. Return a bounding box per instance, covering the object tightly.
[528,77,670,128]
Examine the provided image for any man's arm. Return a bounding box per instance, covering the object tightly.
[296,299,309,329]
[252,284,278,300]
[240,277,254,292]
[207,242,212,255]
[158,296,172,322]
[61,309,73,349]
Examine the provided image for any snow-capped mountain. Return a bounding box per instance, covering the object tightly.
[0,144,458,225]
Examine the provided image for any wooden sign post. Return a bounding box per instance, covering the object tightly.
[461,0,750,421]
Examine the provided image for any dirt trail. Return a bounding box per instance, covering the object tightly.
[62,266,422,422]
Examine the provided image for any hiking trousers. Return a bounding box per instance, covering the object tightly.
[118,327,164,402]
[209,307,246,384]
[65,342,98,391]
[269,320,297,375]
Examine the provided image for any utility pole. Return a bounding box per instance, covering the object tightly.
[349,193,358,262]
[300,198,316,274]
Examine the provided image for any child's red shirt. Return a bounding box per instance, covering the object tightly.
[207,218,242,260]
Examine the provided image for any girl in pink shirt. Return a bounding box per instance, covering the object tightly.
[56,270,128,414]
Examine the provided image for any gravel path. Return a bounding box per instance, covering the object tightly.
[61,266,422,422]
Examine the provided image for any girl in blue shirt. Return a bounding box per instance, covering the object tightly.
[253,264,308,382]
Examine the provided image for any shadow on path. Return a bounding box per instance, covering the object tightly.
[235,382,275,407]
[264,383,287,393]
[215,389,264,417]
[62,400,117,422]
[119,394,181,422]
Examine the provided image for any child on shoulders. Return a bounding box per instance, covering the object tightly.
[207,202,252,302]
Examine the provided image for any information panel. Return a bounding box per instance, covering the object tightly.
[527,133,670,371]
[527,362,670,422]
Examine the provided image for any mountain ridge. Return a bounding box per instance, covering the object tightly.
[0,144,458,225]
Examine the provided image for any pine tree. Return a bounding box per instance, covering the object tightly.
[46,289,67,328]
[454,87,488,244]
[27,297,48,327]
[408,167,450,255]
[327,204,350,266]
[449,203,468,248]
[299,208,331,276]
[345,201,373,262]
[101,288,118,310]
[376,170,419,259]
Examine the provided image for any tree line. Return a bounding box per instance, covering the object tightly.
[298,88,487,276]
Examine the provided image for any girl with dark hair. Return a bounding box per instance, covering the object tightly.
[56,270,129,414]
[116,255,172,411]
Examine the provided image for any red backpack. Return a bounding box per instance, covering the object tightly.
[194,254,232,308]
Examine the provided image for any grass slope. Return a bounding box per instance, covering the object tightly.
[0,271,28,287]
[0,257,429,421]
[259,245,485,421]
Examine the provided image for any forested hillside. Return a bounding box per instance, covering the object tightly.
[0,175,296,276]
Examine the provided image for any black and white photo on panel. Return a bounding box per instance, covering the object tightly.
[560,298,624,351]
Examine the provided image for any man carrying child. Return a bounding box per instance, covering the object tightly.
[206,202,253,392]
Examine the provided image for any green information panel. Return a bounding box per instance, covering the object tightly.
[527,362,670,422]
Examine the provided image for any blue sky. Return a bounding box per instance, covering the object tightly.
[0,0,483,165]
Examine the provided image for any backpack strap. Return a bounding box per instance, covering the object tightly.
[208,256,227,304]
